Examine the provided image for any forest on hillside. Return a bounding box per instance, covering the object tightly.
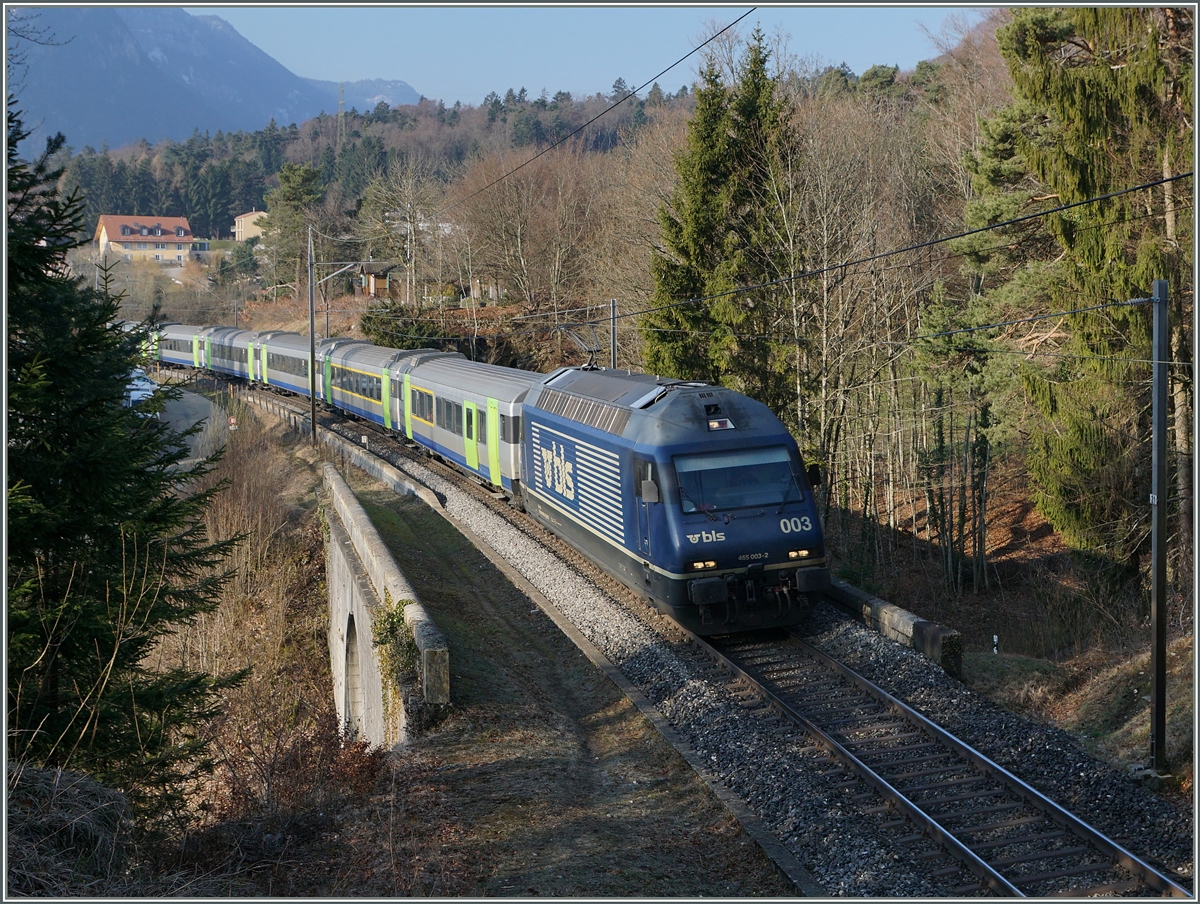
[57,9,1193,655]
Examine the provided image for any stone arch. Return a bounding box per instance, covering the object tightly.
[344,613,364,740]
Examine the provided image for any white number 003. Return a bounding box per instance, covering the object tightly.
[779,516,813,534]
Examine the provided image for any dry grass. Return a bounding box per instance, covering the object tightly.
[7,400,387,896]
[962,636,1194,794]
[6,763,133,897]
[168,403,388,884]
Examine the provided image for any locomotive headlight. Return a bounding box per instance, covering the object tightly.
[787,549,812,560]
[688,560,717,571]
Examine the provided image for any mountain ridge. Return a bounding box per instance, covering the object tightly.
[9,6,421,151]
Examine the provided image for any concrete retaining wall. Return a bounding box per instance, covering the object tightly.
[824,578,963,679]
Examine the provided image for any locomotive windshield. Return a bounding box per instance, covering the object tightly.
[673,446,801,513]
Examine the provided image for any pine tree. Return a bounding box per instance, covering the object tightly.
[640,58,732,383]
[6,98,243,812]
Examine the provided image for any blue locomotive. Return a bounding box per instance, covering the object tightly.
[153,322,830,634]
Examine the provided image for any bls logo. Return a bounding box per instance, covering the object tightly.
[539,441,575,501]
[687,531,726,544]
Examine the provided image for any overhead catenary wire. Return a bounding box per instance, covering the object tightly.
[303,174,1193,368]
[609,172,1193,325]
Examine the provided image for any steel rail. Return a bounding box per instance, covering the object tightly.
[690,629,1026,896]
[785,629,1192,898]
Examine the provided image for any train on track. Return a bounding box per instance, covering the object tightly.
[150,321,831,634]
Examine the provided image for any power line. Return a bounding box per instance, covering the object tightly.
[611,172,1194,325]
[438,8,757,217]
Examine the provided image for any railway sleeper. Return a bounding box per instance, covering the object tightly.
[1048,878,1145,896]
[968,829,1068,852]
[894,774,989,795]
[800,703,881,721]
[844,733,932,753]
[990,845,1096,869]
[933,801,1025,824]
[1010,859,1127,888]
[888,763,979,787]
[912,785,1007,807]
[955,813,1050,835]
[872,751,963,771]
[835,720,907,734]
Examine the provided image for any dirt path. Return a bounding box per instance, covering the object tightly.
[310,471,798,896]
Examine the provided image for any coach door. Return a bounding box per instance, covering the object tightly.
[381,368,393,430]
[463,401,479,472]
[486,399,502,487]
[403,374,413,439]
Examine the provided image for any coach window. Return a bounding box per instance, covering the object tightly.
[634,459,658,500]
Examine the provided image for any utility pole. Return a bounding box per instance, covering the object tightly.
[610,298,617,369]
[309,225,317,448]
[1150,279,1168,772]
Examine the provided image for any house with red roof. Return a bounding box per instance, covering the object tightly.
[94,215,202,263]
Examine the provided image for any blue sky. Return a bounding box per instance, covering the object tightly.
[183,5,990,105]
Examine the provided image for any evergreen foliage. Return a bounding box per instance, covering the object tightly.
[641,30,793,413]
[961,8,1193,568]
[57,85,697,248]
[6,98,245,813]
[260,162,324,297]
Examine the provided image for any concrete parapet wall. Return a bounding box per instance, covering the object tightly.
[825,579,963,679]
[326,513,403,747]
[322,463,450,705]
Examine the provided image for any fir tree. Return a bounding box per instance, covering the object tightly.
[641,30,792,412]
[260,162,325,297]
[964,8,1193,571]
[6,98,243,813]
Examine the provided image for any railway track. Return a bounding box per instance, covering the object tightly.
[241,384,1192,897]
[699,629,1191,898]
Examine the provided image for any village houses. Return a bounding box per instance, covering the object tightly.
[93,215,208,263]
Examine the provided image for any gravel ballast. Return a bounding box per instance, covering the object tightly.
[341,427,1194,897]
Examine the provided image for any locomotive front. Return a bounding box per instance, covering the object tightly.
[629,386,830,634]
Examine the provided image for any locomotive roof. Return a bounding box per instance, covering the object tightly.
[529,366,789,449]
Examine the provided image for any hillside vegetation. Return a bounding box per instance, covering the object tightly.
[9,8,1192,892]
[69,10,1191,661]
